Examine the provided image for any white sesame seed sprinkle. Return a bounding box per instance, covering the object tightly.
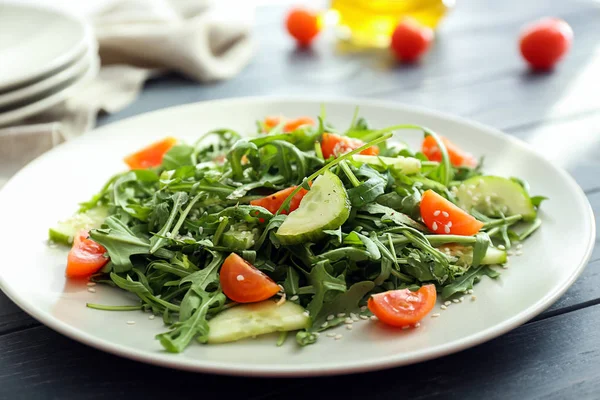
[459,296,465,302]
[321,322,328,328]
[441,305,447,310]
[86,282,96,287]
[149,314,155,320]
[516,243,523,250]
[360,306,367,312]
[502,264,509,269]
[360,315,369,320]
[303,311,310,317]
[444,225,451,234]
[508,250,515,256]
[444,301,451,306]
[87,288,96,293]
[370,315,378,321]
[467,289,474,294]
[452,299,460,303]
[334,334,343,340]
[467,190,473,196]
[414,322,421,328]
[337,313,346,318]
[447,221,452,228]
[236,274,245,281]
[471,295,477,301]
[327,314,334,321]
[484,195,491,203]
[432,222,438,231]
[344,318,353,324]
[314,332,320,337]
[346,325,353,330]
[497,244,506,250]
[276,293,286,306]
[327,332,336,337]
[515,251,523,256]
[126,321,136,325]
[290,295,299,301]
[433,210,441,216]
[442,211,449,217]
[431,313,440,318]
[350,312,358,320]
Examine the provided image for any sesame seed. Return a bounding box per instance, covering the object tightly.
[431,313,440,318]
[497,244,506,250]
[516,243,523,250]
[337,313,346,318]
[334,334,343,340]
[149,314,155,320]
[303,311,310,317]
[447,221,452,228]
[432,222,438,231]
[290,295,299,301]
[467,190,473,196]
[346,325,353,330]
[360,315,369,320]
[350,312,358,320]
[321,322,328,328]
[515,251,523,256]
[314,332,320,337]
[459,296,465,302]
[236,275,245,281]
[441,305,447,310]
[484,195,491,203]
[370,315,378,321]
[468,185,476,190]
[508,251,515,256]
[452,299,460,303]
[444,225,450,234]
[276,293,286,306]
[86,282,96,287]
[87,288,96,293]
[433,210,441,216]
[327,314,334,321]
[327,332,336,337]
[471,295,477,301]
[442,211,449,218]
[444,301,451,306]
[402,325,410,330]
[127,321,136,325]
[502,264,509,269]
[414,322,421,328]
[344,318,353,324]
[467,289,474,294]
[360,306,367,312]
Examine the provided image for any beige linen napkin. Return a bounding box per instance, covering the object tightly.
[0,0,255,188]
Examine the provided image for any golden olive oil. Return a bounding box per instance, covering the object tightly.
[331,0,453,48]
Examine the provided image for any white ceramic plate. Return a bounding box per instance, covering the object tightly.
[0,52,99,126]
[0,3,90,92]
[0,41,96,108]
[0,98,594,377]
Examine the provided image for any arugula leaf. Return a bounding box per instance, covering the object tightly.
[360,203,426,232]
[441,266,500,300]
[306,261,347,319]
[309,281,375,331]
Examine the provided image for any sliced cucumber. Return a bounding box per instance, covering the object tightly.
[276,171,350,245]
[48,207,108,245]
[351,154,421,175]
[442,244,507,265]
[221,225,258,250]
[456,176,536,221]
[207,300,310,344]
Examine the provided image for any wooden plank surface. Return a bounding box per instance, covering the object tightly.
[0,0,599,398]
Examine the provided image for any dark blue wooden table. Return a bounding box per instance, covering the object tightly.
[1,0,600,398]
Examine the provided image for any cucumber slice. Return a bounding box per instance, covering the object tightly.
[442,244,507,265]
[48,207,108,245]
[351,154,421,175]
[221,227,257,250]
[276,171,350,245]
[207,300,310,344]
[456,176,536,221]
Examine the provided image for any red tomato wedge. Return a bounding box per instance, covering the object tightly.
[250,185,309,214]
[422,135,477,168]
[420,190,484,236]
[368,285,437,327]
[219,253,281,303]
[66,231,109,278]
[123,137,177,170]
[320,133,379,159]
[263,116,315,133]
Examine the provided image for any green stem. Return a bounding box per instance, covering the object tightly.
[519,218,542,241]
[387,234,478,246]
[339,160,361,187]
[86,303,143,311]
[483,214,522,229]
[390,269,414,283]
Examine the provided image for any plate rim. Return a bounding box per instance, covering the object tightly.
[0,96,595,377]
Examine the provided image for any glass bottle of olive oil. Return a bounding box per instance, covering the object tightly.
[330,0,454,48]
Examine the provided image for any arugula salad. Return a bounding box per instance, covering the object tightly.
[49,110,545,353]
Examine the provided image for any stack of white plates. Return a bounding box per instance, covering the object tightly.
[0,3,98,126]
